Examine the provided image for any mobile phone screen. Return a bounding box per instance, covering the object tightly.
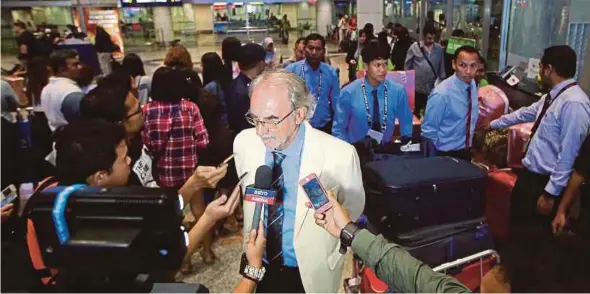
[1,185,17,206]
[301,178,329,210]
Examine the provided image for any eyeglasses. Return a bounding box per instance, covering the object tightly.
[245,109,295,130]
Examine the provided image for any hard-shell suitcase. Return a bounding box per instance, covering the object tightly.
[507,122,533,168]
[363,156,487,239]
[485,169,516,240]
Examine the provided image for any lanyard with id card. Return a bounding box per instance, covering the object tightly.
[362,80,388,144]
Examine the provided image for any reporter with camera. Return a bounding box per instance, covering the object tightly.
[314,191,470,293]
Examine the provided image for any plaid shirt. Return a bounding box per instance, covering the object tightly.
[142,99,209,187]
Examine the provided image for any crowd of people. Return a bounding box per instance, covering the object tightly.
[1,15,589,293]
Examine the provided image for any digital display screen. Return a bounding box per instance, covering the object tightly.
[446,37,477,55]
[302,178,329,210]
[120,0,183,7]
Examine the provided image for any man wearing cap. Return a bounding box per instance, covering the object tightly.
[226,43,267,135]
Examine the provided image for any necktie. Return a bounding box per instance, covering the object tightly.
[266,151,286,265]
[372,89,381,131]
[465,86,472,150]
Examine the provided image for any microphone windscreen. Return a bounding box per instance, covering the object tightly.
[254,165,273,189]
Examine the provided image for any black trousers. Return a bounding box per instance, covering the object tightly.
[509,168,559,231]
[436,149,472,161]
[414,91,430,118]
[256,264,305,293]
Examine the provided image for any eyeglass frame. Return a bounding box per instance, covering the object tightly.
[245,109,296,129]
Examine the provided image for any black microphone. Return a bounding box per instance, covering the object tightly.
[245,166,275,231]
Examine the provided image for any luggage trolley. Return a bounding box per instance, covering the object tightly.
[344,249,500,293]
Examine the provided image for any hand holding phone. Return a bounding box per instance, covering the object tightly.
[1,185,17,207]
[299,173,333,213]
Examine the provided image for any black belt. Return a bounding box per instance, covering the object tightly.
[264,262,300,274]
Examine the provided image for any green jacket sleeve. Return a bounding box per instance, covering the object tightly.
[351,229,471,293]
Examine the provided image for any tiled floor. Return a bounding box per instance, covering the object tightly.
[0,32,353,292]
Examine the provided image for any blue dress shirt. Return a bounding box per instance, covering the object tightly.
[491,79,590,196]
[333,77,413,144]
[421,74,479,152]
[226,73,252,134]
[204,80,229,127]
[264,123,306,267]
[285,60,340,129]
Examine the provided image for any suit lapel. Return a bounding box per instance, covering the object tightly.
[242,131,267,227]
[294,122,325,240]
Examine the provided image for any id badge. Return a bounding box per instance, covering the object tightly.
[367,129,384,144]
[133,146,157,187]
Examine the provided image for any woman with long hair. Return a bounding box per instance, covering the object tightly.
[121,53,151,105]
[201,52,229,127]
[221,37,241,82]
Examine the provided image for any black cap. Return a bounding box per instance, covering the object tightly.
[238,43,266,68]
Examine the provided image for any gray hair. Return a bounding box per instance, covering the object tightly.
[249,69,316,120]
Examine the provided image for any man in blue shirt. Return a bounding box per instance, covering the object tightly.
[486,45,590,228]
[421,45,480,161]
[285,33,340,133]
[333,41,413,145]
[226,43,266,135]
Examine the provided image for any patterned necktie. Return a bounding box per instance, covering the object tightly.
[465,86,472,150]
[372,89,381,131]
[266,151,286,265]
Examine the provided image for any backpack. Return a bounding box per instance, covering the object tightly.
[23,176,60,288]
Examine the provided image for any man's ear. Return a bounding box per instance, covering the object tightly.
[295,107,306,125]
[451,60,457,71]
[86,170,107,186]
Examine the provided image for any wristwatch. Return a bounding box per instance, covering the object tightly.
[339,222,361,254]
[239,253,266,283]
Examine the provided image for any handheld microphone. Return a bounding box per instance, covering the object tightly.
[245,166,275,231]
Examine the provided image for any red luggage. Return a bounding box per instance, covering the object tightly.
[477,85,509,130]
[360,267,389,293]
[485,169,517,240]
[507,123,533,168]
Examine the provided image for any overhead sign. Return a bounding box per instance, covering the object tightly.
[120,0,183,7]
[446,37,477,55]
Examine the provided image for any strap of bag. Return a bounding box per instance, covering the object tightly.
[417,42,439,80]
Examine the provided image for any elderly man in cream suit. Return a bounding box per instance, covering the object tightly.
[233,70,365,293]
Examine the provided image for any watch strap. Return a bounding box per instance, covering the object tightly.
[341,222,361,247]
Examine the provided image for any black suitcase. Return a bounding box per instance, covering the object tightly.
[366,218,492,267]
[363,156,487,239]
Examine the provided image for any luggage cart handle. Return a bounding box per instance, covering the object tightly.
[432,249,500,272]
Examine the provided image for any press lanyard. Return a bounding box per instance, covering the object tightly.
[361,79,388,133]
[301,64,322,100]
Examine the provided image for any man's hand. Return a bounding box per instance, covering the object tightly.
[552,211,567,235]
[313,190,351,239]
[192,165,229,190]
[245,222,265,268]
[536,193,555,216]
[203,183,241,223]
[1,203,14,222]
